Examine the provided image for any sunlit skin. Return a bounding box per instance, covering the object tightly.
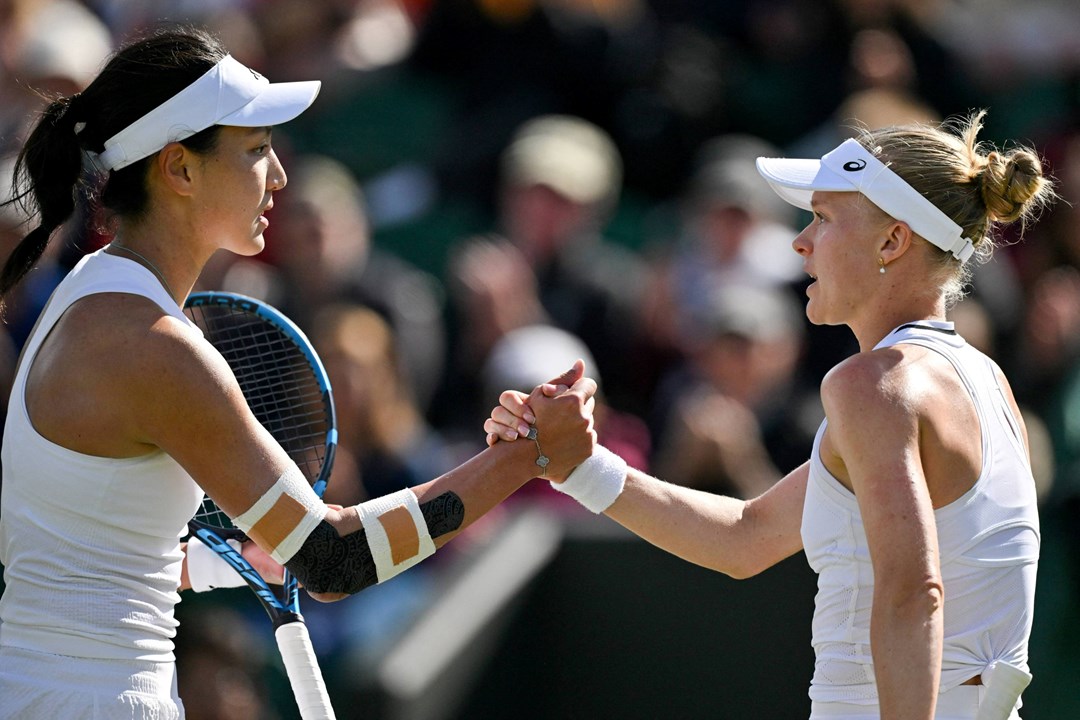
[189,126,285,258]
[797,191,949,352]
[26,120,600,603]
[99,126,286,306]
[483,187,1014,719]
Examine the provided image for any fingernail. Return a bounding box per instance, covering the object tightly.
[524,412,536,424]
[517,423,531,436]
[508,430,519,440]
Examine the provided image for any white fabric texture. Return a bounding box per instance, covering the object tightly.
[800,321,1039,711]
[184,536,245,592]
[549,445,627,513]
[0,249,204,665]
[0,644,184,719]
[809,682,1020,719]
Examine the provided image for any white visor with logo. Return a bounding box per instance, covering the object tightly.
[96,55,321,172]
[755,138,974,263]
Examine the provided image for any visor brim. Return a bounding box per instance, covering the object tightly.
[754,156,856,211]
[219,80,322,128]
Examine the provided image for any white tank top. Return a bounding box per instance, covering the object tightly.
[0,249,204,662]
[801,321,1040,705]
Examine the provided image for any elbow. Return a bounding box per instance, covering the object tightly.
[880,574,944,618]
[305,590,349,603]
[722,561,766,581]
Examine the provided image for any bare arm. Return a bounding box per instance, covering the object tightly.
[133,314,595,598]
[821,356,943,720]
[604,462,808,579]
[486,388,806,579]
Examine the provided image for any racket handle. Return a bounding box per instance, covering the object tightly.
[275,621,337,720]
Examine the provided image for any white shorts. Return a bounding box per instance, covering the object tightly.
[810,684,1021,719]
[0,645,184,720]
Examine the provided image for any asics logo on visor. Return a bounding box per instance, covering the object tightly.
[843,159,867,172]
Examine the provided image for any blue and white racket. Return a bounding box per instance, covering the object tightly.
[184,291,338,720]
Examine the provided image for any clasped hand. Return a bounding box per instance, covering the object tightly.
[484,359,599,482]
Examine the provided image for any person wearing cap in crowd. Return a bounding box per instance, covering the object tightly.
[494,114,647,414]
[0,26,597,717]
[649,282,813,500]
[485,110,1054,719]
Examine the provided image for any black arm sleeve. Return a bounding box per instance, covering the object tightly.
[284,491,465,596]
[285,520,378,595]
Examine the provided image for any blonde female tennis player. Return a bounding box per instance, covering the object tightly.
[486,111,1053,720]
[0,26,596,718]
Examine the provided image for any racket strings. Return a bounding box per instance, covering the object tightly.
[185,302,334,532]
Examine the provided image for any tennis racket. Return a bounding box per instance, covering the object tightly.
[184,291,338,720]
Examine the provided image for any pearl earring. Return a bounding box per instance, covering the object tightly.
[879,258,886,275]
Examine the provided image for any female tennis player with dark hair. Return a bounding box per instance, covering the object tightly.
[0,27,596,718]
[487,112,1054,720]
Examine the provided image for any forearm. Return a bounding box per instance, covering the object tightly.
[410,438,542,547]
[605,467,762,579]
[292,438,543,600]
[871,584,944,719]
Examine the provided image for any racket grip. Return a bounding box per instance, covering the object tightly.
[275,621,337,720]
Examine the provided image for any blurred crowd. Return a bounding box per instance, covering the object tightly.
[3,0,1080,717]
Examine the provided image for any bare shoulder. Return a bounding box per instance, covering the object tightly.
[26,292,233,456]
[61,293,228,395]
[820,345,928,416]
[818,347,930,484]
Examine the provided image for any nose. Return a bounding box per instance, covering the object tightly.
[792,225,812,257]
[269,149,288,191]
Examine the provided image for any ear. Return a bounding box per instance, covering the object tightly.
[155,142,197,197]
[879,219,914,266]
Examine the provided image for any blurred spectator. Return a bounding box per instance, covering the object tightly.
[650,283,817,497]
[636,134,803,413]
[641,134,801,343]
[309,302,460,504]
[0,0,113,156]
[250,0,420,86]
[0,2,118,348]
[202,154,447,410]
[0,1,1079,715]
[436,115,649,433]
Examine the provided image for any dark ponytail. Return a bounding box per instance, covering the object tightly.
[0,25,227,305]
[1,94,85,300]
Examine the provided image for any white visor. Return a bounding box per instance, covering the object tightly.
[755,138,975,263]
[97,55,321,171]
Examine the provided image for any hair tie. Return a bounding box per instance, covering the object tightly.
[63,92,87,135]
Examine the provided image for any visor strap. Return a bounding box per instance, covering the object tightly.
[822,139,975,263]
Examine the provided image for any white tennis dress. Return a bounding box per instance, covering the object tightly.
[0,249,204,719]
[802,321,1039,719]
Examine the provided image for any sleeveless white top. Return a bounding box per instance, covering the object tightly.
[0,249,204,662]
[801,321,1040,705]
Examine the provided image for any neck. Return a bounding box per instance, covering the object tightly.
[848,279,947,353]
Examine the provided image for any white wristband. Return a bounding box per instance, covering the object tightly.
[186,535,246,592]
[550,445,627,513]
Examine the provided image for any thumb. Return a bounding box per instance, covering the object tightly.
[546,359,585,388]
